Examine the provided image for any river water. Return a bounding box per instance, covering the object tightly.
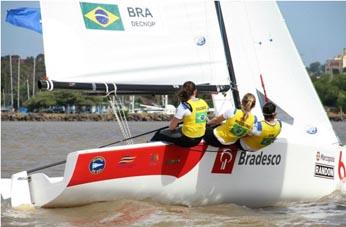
[1,121,346,226]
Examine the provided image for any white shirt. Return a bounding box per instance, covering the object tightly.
[174,97,199,119]
[222,106,236,119]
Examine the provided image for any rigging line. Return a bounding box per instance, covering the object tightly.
[162,144,245,153]
[108,95,130,145]
[118,96,133,140]
[117,98,133,144]
[260,74,268,102]
[113,97,130,140]
[105,82,132,144]
[112,81,132,142]
[115,95,133,144]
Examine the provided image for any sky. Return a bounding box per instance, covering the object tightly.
[1,1,346,66]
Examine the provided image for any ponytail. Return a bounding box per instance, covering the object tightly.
[177,81,196,102]
[241,93,256,121]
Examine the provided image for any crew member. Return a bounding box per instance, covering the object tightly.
[240,101,282,151]
[204,93,257,147]
[151,81,209,147]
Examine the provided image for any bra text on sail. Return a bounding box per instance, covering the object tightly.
[127,7,156,28]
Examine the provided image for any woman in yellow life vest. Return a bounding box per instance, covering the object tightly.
[240,101,282,151]
[204,93,257,147]
[151,81,209,147]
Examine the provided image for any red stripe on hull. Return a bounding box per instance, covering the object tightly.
[68,143,207,187]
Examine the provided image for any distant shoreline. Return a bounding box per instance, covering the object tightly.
[1,112,173,122]
[1,111,344,122]
[327,111,345,122]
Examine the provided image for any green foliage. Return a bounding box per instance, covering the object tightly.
[1,55,46,108]
[24,91,56,110]
[23,90,106,111]
[337,91,346,110]
[308,61,322,75]
[312,73,346,111]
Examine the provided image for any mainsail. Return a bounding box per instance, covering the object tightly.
[40,0,338,144]
[40,0,231,87]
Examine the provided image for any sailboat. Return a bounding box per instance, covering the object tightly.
[2,0,345,208]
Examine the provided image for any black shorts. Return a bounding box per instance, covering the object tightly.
[203,126,224,147]
[151,127,202,147]
[204,126,247,151]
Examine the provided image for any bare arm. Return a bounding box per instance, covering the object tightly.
[169,117,181,130]
[207,115,225,126]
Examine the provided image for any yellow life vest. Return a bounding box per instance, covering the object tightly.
[241,120,282,151]
[214,109,256,145]
[182,99,209,138]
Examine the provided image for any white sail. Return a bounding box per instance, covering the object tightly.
[40,0,230,86]
[220,1,338,145]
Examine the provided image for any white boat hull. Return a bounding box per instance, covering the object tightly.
[10,138,343,208]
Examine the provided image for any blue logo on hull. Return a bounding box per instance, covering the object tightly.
[89,157,105,174]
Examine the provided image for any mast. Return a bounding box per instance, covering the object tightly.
[130,95,135,113]
[26,79,30,100]
[32,57,36,96]
[10,55,14,110]
[215,1,241,108]
[2,89,5,107]
[17,57,20,110]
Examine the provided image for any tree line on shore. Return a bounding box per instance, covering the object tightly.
[1,55,345,112]
[311,73,346,112]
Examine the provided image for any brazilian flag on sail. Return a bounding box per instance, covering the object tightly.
[80,2,124,31]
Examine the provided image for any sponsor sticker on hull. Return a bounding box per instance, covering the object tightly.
[89,157,106,174]
[316,151,335,163]
[238,151,281,166]
[212,147,237,174]
[119,155,135,165]
[68,143,207,187]
[314,163,334,179]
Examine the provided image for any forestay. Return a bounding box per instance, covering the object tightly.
[220,1,338,145]
[40,0,230,86]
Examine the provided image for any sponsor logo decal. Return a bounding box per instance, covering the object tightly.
[316,151,335,163]
[89,157,105,174]
[150,152,159,165]
[80,2,124,30]
[127,7,155,27]
[166,159,180,165]
[238,151,281,165]
[212,148,237,174]
[119,155,135,164]
[339,151,345,180]
[314,163,334,179]
[151,153,159,161]
[306,126,318,134]
[195,36,206,46]
[316,151,321,161]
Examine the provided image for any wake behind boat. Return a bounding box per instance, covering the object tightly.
[1,0,345,208]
